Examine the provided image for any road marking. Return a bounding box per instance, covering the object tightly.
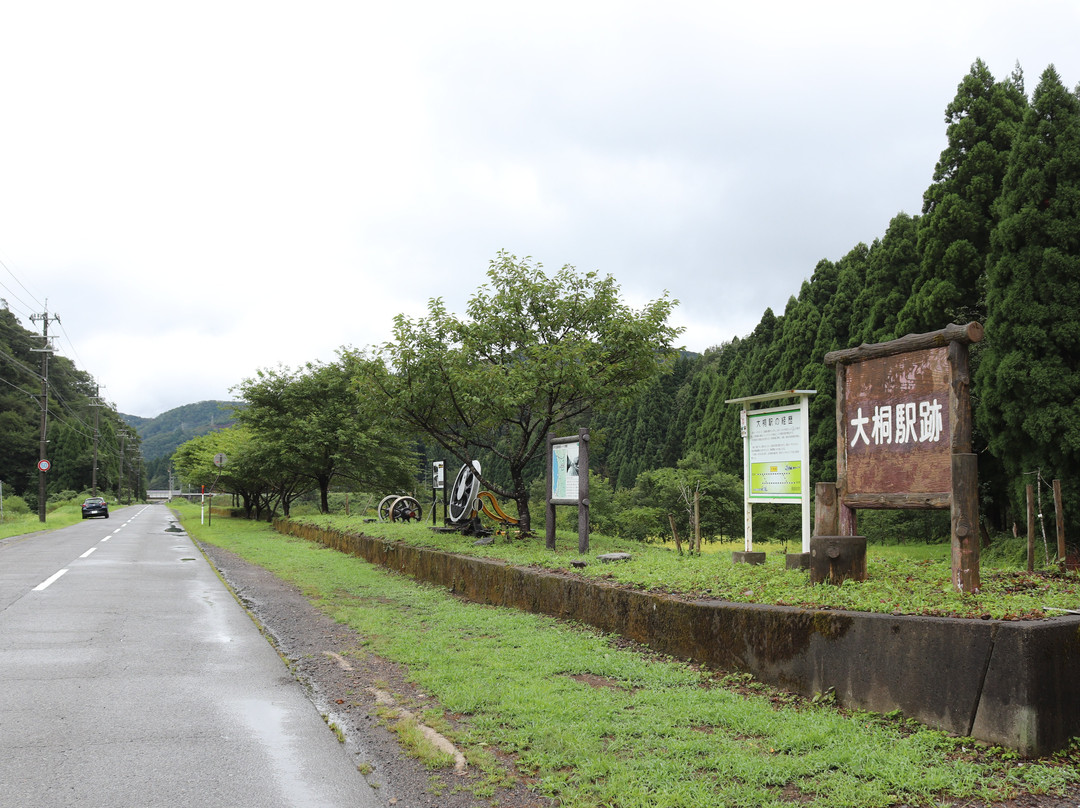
[80,547,97,558]
[33,569,68,591]
[100,535,110,542]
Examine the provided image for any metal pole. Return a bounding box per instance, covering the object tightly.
[30,307,58,523]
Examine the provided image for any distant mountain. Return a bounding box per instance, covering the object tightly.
[122,400,241,460]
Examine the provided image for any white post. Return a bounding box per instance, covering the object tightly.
[741,406,753,552]
[801,393,812,553]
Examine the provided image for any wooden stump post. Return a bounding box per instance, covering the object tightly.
[951,453,980,593]
[810,536,867,585]
[814,482,839,537]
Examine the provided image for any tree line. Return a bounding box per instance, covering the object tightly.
[594,60,1079,542]
[174,59,1077,547]
[0,306,142,507]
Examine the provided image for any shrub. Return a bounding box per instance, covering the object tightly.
[2,495,30,516]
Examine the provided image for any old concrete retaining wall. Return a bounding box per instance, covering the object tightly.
[274,520,1080,756]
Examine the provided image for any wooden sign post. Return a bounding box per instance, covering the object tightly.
[546,429,590,554]
[824,322,984,593]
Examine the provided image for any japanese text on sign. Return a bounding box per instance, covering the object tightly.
[849,399,944,447]
[748,407,803,500]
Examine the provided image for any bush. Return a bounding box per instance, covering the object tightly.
[613,506,667,543]
[2,495,30,516]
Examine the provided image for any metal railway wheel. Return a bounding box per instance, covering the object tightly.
[447,461,482,524]
[389,495,423,522]
[377,494,398,522]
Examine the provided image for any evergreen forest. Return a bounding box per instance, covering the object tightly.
[581,59,1080,544]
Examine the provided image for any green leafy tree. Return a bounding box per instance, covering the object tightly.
[617,455,742,545]
[367,252,681,532]
[172,425,299,519]
[979,64,1080,535]
[853,213,922,343]
[234,357,416,514]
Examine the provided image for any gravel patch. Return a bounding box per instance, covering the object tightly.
[197,540,555,808]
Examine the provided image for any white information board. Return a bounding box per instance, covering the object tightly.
[551,441,580,501]
[726,390,814,554]
[748,406,803,502]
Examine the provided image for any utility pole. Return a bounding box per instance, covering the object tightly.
[90,386,102,497]
[118,430,128,504]
[29,305,59,523]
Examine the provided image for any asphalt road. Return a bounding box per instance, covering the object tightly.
[0,504,382,808]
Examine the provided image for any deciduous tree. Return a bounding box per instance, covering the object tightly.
[234,357,416,514]
[365,252,681,532]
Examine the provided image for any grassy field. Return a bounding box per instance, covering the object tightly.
[175,503,1078,808]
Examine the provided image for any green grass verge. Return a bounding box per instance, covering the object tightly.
[177,505,1078,808]
[0,504,86,538]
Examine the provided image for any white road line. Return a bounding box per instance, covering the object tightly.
[80,547,97,558]
[33,569,69,591]
[100,535,110,542]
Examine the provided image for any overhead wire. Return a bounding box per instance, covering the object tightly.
[0,248,145,488]
[0,253,43,320]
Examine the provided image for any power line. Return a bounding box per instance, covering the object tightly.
[0,254,43,314]
[0,345,45,382]
[0,372,39,399]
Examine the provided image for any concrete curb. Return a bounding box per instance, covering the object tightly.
[275,519,1080,756]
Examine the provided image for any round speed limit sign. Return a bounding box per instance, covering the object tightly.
[37,459,51,472]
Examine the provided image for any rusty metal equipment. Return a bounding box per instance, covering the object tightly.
[377,494,423,523]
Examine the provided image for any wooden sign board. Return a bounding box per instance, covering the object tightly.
[843,347,951,499]
[825,323,983,592]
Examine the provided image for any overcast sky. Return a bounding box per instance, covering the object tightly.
[2,1,1078,418]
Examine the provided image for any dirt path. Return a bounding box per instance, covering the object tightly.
[197,540,554,808]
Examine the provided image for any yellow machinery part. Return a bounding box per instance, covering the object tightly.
[476,491,519,525]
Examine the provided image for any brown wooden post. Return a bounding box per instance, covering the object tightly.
[949,338,979,592]
[1027,484,1035,572]
[1054,479,1066,570]
[693,489,701,553]
[668,513,681,555]
[810,536,867,584]
[951,453,980,592]
[545,433,556,551]
[814,482,839,537]
[578,428,590,555]
[833,361,857,536]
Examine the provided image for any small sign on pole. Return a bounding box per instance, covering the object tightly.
[432,460,445,526]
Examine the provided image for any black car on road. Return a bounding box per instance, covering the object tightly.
[81,497,109,519]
